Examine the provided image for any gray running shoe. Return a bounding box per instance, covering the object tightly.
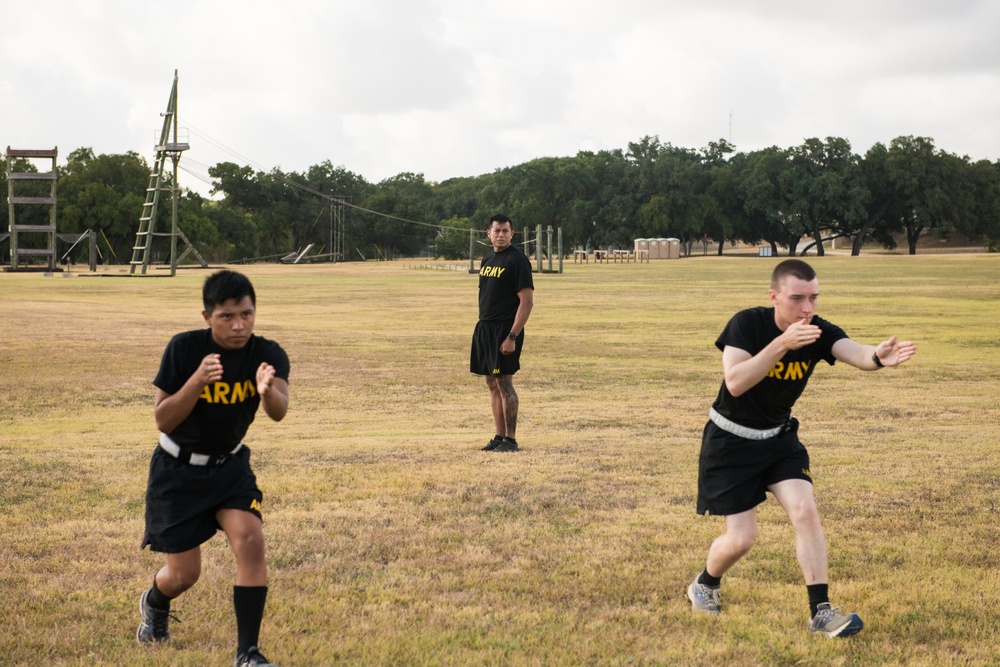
[808,602,864,637]
[136,588,175,644]
[687,577,722,615]
[235,646,277,667]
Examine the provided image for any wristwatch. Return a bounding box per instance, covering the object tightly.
[507,332,518,341]
[872,351,884,368]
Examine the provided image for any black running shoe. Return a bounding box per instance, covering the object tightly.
[481,436,503,451]
[136,588,176,644]
[234,645,277,666]
[493,438,519,452]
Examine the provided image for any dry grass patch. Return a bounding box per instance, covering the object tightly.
[1,256,998,665]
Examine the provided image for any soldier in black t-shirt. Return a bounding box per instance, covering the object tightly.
[470,214,534,452]
[136,270,289,667]
[687,259,916,638]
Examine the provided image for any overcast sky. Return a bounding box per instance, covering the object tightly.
[3,0,999,198]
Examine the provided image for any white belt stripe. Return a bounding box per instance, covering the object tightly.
[158,432,242,466]
[708,407,784,440]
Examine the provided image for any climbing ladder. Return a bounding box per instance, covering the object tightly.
[129,70,208,275]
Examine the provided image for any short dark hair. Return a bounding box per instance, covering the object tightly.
[771,259,816,291]
[488,214,512,229]
[203,270,256,313]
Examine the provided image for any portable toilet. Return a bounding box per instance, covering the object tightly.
[634,238,650,260]
[650,238,666,259]
[665,237,680,259]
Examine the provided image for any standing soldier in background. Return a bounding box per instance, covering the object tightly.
[137,270,290,667]
[687,259,916,637]
[470,214,534,452]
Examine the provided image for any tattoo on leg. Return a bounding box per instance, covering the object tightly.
[499,376,518,436]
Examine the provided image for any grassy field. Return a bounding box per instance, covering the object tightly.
[1,254,998,666]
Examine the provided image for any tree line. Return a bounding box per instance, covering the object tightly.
[3,135,998,265]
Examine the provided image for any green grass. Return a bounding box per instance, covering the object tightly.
[1,255,998,666]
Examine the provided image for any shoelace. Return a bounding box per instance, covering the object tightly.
[697,584,721,606]
[814,605,847,626]
[149,607,180,636]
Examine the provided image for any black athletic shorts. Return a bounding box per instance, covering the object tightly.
[470,320,523,376]
[696,419,812,516]
[141,444,263,553]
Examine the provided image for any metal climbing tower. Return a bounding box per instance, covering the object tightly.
[129,70,208,275]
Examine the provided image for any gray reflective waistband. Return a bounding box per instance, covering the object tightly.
[708,407,784,440]
[158,432,242,466]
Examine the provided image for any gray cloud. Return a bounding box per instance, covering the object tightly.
[2,0,997,197]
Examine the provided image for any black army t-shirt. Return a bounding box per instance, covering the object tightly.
[154,329,290,454]
[478,245,534,322]
[711,307,847,429]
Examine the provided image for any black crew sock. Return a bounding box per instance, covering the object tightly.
[234,585,268,654]
[807,583,829,617]
[147,578,172,611]
[698,569,721,587]
[504,436,518,445]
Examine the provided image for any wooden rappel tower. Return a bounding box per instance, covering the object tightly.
[5,147,59,272]
[129,70,208,275]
